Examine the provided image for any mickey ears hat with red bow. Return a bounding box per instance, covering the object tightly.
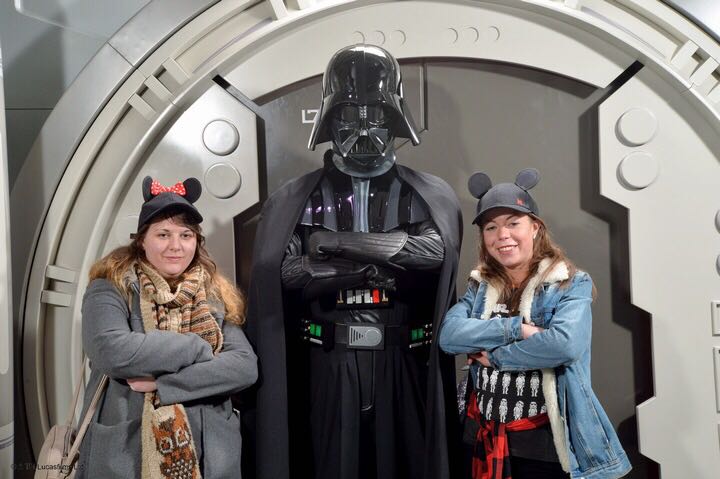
[468,168,540,225]
[137,176,203,231]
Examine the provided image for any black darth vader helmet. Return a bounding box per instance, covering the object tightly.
[308,45,420,177]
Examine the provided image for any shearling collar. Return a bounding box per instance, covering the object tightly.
[468,258,569,322]
[468,257,568,286]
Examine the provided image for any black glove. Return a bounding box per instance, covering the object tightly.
[308,230,408,267]
[301,258,378,299]
[366,266,396,292]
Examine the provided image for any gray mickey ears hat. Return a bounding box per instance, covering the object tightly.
[137,176,203,231]
[468,168,540,225]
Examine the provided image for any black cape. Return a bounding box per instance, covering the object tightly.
[242,163,463,479]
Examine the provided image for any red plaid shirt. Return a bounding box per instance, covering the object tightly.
[467,390,550,479]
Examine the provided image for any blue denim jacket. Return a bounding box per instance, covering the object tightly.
[439,262,631,479]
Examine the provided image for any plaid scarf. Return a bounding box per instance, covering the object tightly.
[136,262,223,479]
[467,390,550,479]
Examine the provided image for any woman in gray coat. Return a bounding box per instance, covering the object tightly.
[77,176,258,479]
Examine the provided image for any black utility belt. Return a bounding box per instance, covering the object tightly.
[300,320,432,351]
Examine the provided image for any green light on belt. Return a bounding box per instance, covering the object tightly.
[308,324,322,337]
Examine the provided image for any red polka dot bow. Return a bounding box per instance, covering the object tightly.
[150,180,186,196]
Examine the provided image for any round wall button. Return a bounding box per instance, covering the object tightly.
[205,163,242,199]
[202,120,240,156]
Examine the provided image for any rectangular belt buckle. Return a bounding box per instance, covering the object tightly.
[347,323,385,350]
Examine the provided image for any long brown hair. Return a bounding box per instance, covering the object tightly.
[476,214,578,302]
[89,210,246,325]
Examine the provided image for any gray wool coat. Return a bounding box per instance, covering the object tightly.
[76,278,258,479]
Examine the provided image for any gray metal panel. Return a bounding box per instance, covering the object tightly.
[5,110,51,187]
[13,0,151,39]
[9,43,131,316]
[0,38,15,478]
[0,0,106,110]
[1,0,151,196]
[108,0,221,66]
[664,0,720,42]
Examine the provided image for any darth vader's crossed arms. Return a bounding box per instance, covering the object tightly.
[281,220,444,299]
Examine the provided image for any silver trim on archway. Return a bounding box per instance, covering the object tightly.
[664,0,720,42]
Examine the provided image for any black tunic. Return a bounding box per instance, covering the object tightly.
[289,166,442,479]
[242,156,463,479]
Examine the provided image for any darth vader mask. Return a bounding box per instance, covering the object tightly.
[309,44,420,178]
[329,103,396,177]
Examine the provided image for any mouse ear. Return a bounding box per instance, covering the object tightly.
[183,178,202,203]
[468,172,492,199]
[142,176,154,201]
[515,168,540,190]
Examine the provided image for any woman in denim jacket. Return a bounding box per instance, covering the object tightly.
[439,169,630,479]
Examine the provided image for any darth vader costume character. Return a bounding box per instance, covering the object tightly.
[244,45,462,479]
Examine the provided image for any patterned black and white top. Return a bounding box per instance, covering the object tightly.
[474,301,559,463]
[475,303,547,423]
[475,367,547,423]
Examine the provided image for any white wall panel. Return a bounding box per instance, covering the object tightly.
[599,66,720,476]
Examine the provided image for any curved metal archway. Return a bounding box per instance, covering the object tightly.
[10,0,720,475]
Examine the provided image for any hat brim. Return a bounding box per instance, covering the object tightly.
[142,205,203,226]
[472,204,535,225]
[138,194,203,231]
